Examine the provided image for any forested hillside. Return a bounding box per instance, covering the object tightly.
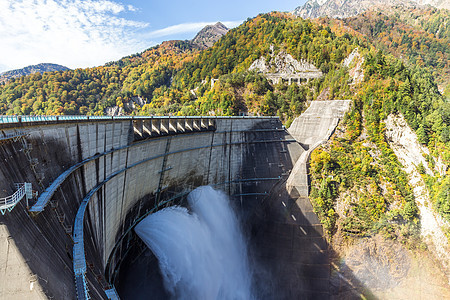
[0,40,200,115]
[0,13,358,120]
[0,11,448,238]
[309,48,449,238]
[343,6,450,95]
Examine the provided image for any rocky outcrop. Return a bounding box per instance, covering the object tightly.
[106,97,146,116]
[105,106,123,116]
[385,114,450,282]
[191,22,229,49]
[331,233,450,298]
[249,47,322,85]
[292,0,450,20]
[343,47,364,84]
[131,96,146,107]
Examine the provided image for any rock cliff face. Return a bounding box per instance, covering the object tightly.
[191,22,229,49]
[342,47,364,84]
[249,47,322,84]
[385,114,450,280]
[292,0,449,19]
[0,63,69,83]
[105,97,146,116]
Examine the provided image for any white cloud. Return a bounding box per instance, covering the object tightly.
[127,5,138,12]
[145,20,243,39]
[0,0,150,72]
[146,22,213,39]
[0,0,245,73]
[222,20,244,29]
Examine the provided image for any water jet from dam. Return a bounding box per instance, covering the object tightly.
[135,186,253,300]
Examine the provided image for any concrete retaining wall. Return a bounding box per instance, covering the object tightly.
[287,100,352,197]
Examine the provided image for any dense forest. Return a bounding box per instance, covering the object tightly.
[0,10,448,241]
[309,49,448,241]
[343,6,450,95]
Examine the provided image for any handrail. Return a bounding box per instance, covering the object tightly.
[0,183,32,214]
[31,134,293,214]
[0,114,279,126]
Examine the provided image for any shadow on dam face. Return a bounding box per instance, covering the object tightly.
[0,116,371,299]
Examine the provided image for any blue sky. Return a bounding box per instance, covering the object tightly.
[0,0,306,73]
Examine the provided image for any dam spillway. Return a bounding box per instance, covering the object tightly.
[0,101,350,299]
[134,186,254,299]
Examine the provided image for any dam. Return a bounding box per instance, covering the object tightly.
[0,100,350,299]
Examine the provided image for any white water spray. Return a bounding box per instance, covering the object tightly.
[135,186,254,300]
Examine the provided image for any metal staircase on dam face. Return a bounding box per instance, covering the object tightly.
[0,130,27,143]
[0,130,41,214]
[0,183,34,214]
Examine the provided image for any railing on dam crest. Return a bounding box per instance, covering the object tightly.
[0,114,278,129]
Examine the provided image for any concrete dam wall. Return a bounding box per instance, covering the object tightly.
[0,100,350,299]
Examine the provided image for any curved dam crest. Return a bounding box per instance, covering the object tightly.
[0,100,350,299]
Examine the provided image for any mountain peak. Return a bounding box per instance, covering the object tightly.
[212,22,228,30]
[292,0,450,19]
[191,22,229,49]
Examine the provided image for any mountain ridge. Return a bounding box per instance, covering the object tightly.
[0,22,228,84]
[292,0,450,19]
[0,63,69,84]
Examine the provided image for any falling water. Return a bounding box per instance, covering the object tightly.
[135,186,254,300]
